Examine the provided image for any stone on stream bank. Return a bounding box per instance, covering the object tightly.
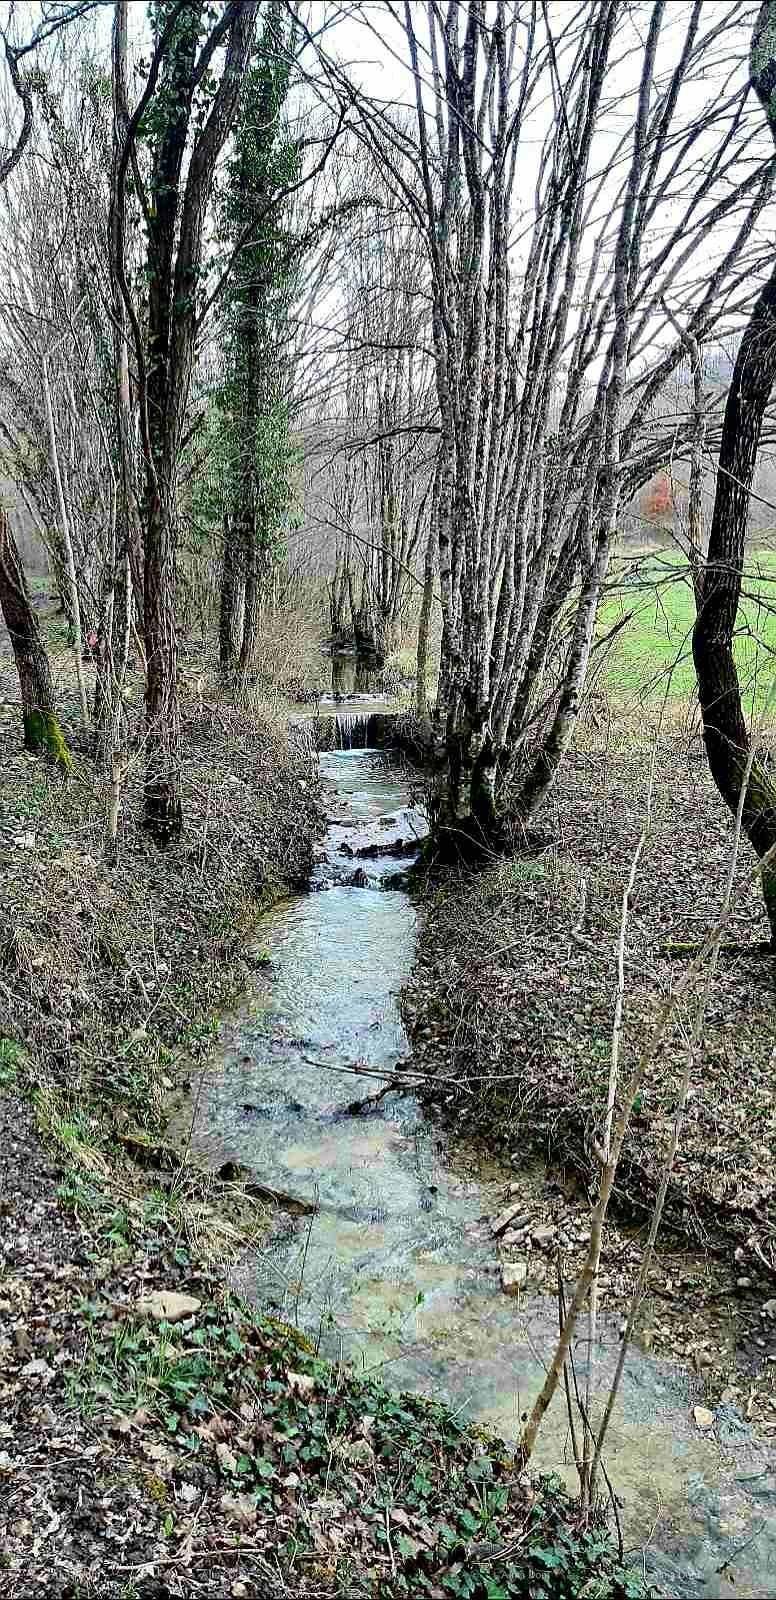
[338,805,429,859]
[491,1200,529,1236]
[501,1260,528,1295]
[136,1289,202,1323]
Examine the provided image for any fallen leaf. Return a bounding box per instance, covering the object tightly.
[20,1358,53,1380]
[143,1441,177,1471]
[220,1491,257,1529]
[195,1414,233,1443]
[287,1370,316,1396]
[390,1507,411,1528]
[216,1441,239,1475]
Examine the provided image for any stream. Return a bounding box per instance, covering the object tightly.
[182,732,776,1599]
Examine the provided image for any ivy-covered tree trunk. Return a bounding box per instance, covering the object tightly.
[220,0,297,680]
[693,2,776,943]
[140,4,201,845]
[238,526,261,673]
[144,484,183,841]
[218,510,242,670]
[0,510,69,766]
[117,0,259,843]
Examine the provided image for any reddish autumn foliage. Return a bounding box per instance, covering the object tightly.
[644,471,673,518]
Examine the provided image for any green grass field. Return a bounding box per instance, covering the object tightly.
[597,548,776,711]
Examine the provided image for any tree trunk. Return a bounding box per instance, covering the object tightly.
[219,510,243,670]
[238,522,262,673]
[0,510,70,766]
[41,351,89,731]
[416,512,436,722]
[143,489,182,845]
[113,0,258,842]
[692,260,776,942]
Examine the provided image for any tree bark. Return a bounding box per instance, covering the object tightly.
[238,538,262,674]
[0,510,70,766]
[692,261,776,941]
[219,510,243,670]
[689,2,776,940]
[416,511,436,722]
[41,350,89,731]
[144,487,182,844]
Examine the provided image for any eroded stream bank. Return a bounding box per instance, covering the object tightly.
[179,740,776,1599]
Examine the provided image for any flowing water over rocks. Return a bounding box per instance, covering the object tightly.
[182,742,776,1599]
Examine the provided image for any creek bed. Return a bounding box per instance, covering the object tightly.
[181,741,776,1599]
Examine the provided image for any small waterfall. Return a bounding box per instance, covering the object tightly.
[334,712,371,749]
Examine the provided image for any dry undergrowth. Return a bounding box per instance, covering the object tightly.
[405,723,776,1413]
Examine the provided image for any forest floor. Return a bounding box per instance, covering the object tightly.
[0,623,642,1598]
[404,722,776,1432]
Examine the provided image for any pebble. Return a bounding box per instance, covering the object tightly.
[737,1277,753,1290]
[500,1227,528,1246]
[135,1290,202,1323]
[491,1202,529,1237]
[532,1224,556,1248]
[693,1405,715,1431]
[502,1261,528,1296]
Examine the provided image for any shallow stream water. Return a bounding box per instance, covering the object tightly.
[183,742,776,1599]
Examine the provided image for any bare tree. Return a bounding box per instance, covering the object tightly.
[0,2,102,182]
[312,187,437,658]
[0,0,108,762]
[309,1,776,855]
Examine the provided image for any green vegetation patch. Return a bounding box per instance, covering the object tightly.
[69,1289,647,1598]
[598,549,776,708]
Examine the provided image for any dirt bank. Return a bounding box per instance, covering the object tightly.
[404,737,776,1415]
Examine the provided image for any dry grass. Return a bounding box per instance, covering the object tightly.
[406,734,776,1271]
[0,648,321,1173]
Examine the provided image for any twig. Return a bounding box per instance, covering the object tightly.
[583,785,653,1505]
[557,1262,583,1487]
[590,684,776,1494]
[385,1507,396,1576]
[293,1195,317,1328]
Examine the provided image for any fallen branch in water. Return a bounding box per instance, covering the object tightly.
[343,1081,399,1115]
[302,1055,535,1095]
[303,1055,455,1112]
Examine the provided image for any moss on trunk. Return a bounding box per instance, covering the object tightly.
[23,708,72,771]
